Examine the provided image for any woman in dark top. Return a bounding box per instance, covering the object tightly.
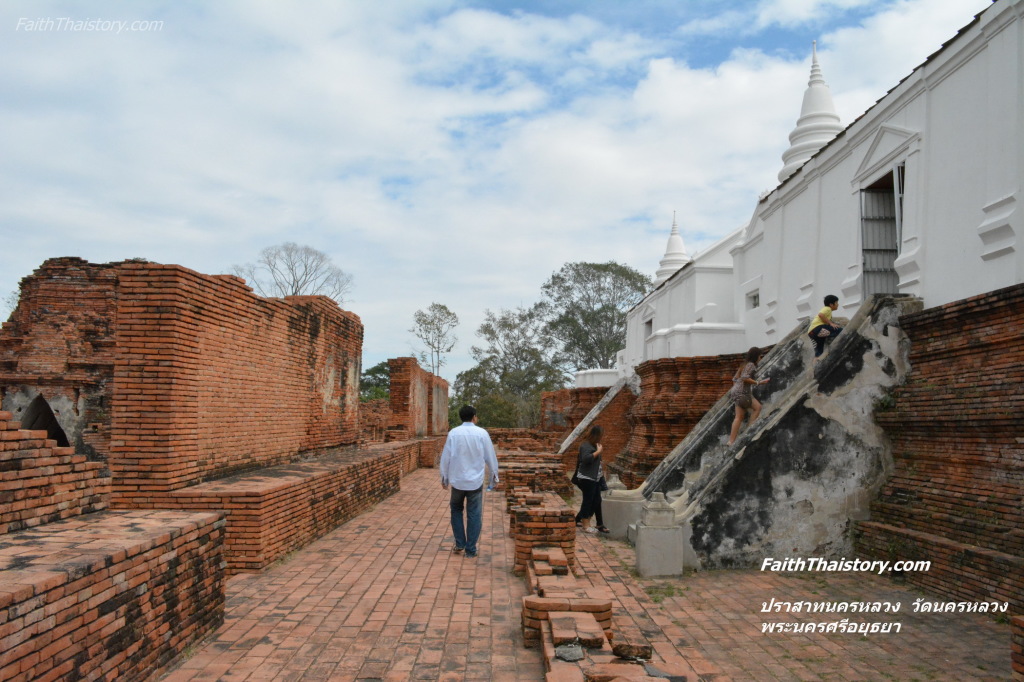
[574,425,609,534]
[728,346,770,445]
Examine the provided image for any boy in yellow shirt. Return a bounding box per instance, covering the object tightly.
[808,295,842,360]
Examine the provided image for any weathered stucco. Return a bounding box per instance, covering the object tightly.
[622,294,923,574]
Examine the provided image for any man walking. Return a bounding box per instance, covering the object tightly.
[440,405,499,558]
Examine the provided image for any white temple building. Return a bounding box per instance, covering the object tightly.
[577,0,1023,387]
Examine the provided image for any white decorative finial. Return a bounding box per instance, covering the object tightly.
[654,212,691,287]
[778,41,843,183]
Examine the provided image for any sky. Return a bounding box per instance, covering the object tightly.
[0,0,993,384]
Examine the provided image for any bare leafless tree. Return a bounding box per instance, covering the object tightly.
[232,242,353,303]
[410,302,459,376]
[3,290,19,321]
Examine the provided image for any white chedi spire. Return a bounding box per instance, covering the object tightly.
[654,212,691,286]
[778,41,843,183]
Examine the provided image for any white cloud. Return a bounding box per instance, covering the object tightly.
[0,0,997,380]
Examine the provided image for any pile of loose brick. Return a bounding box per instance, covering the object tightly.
[500,450,575,499]
[509,489,696,681]
[488,428,563,453]
[0,412,225,682]
[856,283,1024,614]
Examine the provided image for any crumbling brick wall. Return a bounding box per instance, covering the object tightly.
[857,283,1024,613]
[0,258,365,505]
[487,428,562,453]
[555,387,636,473]
[0,257,120,460]
[359,398,392,443]
[387,357,448,439]
[611,352,753,489]
[540,387,605,433]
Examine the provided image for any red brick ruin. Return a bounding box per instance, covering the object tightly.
[0,258,448,680]
[2,258,1022,680]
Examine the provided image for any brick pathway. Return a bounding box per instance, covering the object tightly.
[594,539,1013,682]
[162,469,545,681]
[162,469,1013,681]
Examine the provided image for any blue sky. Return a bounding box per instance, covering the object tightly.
[0,0,992,383]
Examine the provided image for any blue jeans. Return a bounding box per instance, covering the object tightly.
[450,486,483,555]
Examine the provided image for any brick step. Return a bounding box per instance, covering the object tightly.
[0,509,225,682]
[1,437,111,534]
[610,613,653,660]
[549,611,608,647]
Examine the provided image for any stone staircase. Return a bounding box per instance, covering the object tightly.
[630,294,924,570]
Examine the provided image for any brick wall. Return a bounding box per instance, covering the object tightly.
[540,387,605,433]
[417,436,445,468]
[387,357,449,439]
[165,444,406,573]
[359,398,392,443]
[612,352,752,489]
[111,263,363,503]
[0,408,226,681]
[0,258,367,505]
[856,283,1024,613]
[557,387,636,473]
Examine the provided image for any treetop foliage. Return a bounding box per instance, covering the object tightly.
[360,360,390,402]
[540,261,651,370]
[449,260,650,428]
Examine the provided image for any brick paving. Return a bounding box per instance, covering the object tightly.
[594,538,1013,682]
[162,469,1013,681]
[161,469,544,681]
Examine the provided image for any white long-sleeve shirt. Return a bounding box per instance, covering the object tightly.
[439,421,499,491]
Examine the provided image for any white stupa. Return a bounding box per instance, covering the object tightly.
[778,42,844,183]
[653,212,691,287]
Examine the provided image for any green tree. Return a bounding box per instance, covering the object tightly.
[539,261,651,370]
[360,360,390,402]
[451,305,566,428]
[410,302,459,376]
[448,360,519,428]
[232,242,353,303]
